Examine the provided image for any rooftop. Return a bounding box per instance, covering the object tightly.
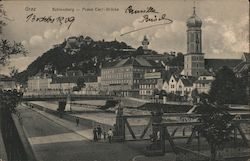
[242,52,250,62]
[194,79,213,84]
[51,75,97,84]
[186,7,202,28]
[205,58,241,71]
[102,57,163,69]
[179,76,197,86]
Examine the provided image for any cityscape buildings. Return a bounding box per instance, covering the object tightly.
[22,6,249,102]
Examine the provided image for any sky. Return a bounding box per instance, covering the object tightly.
[0,0,249,75]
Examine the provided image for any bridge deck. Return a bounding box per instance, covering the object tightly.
[22,94,116,101]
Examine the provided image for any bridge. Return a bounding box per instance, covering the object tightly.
[112,104,250,160]
[21,93,194,112]
[22,93,117,112]
[20,99,250,161]
[22,94,115,101]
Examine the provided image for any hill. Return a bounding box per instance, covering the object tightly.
[15,36,159,83]
[15,36,184,84]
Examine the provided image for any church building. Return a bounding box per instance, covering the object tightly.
[183,7,205,77]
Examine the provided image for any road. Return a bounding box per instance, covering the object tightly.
[18,105,141,161]
[16,103,250,161]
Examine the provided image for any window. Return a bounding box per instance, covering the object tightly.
[191,44,194,52]
[190,33,194,42]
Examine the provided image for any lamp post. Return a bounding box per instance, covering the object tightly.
[114,101,125,142]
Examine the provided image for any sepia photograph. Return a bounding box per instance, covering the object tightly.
[0,0,249,161]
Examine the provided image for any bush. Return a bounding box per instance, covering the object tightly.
[0,89,23,113]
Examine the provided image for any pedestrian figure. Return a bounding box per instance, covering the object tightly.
[76,117,79,127]
[97,125,102,139]
[150,131,157,142]
[93,128,98,142]
[157,130,160,141]
[183,127,186,136]
[103,131,106,140]
[107,128,113,144]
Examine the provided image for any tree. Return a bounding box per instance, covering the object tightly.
[195,93,234,161]
[76,77,85,88]
[9,66,18,77]
[0,40,28,65]
[0,5,27,160]
[169,52,184,67]
[209,66,247,105]
[0,4,8,34]
[0,89,23,112]
[0,4,27,66]
[134,46,144,56]
[191,88,199,103]
[159,90,167,99]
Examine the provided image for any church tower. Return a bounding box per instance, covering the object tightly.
[183,6,205,77]
[142,35,149,50]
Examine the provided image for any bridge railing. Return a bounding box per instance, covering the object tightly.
[23,90,108,96]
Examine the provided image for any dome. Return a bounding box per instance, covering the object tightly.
[186,7,202,28]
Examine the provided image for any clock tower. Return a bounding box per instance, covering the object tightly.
[183,7,205,77]
[142,35,149,50]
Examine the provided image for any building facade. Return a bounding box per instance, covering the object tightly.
[168,74,180,94]
[193,75,214,94]
[176,77,194,96]
[27,76,52,91]
[79,76,101,95]
[101,57,162,96]
[139,72,162,98]
[50,76,77,91]
[0,76,17,90]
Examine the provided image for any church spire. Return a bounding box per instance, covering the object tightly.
[142,35,149,50]
[184,4,204,77]
[193,0,197,15]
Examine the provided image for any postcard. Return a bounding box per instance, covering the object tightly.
[0,0,249,161]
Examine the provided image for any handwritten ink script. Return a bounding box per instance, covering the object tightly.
[121,5,173,36]
[139,14,173,24]
[125,5,158,14]
[26,13,75,29]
